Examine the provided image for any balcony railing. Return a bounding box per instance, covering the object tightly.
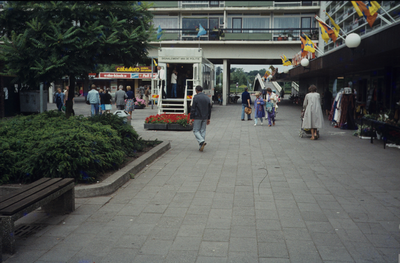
[155,28,318,41]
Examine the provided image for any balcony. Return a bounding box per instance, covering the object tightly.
[154,28,318,42]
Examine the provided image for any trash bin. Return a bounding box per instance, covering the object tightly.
[113,110,129,124]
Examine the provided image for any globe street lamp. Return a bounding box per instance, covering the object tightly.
[345,33,361,48]
[301,58,310,69]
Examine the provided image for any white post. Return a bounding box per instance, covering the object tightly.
[223,59,228,106]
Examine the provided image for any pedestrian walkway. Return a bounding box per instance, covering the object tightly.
[3,98,400,263]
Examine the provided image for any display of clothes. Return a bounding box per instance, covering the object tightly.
[328,90,356,129]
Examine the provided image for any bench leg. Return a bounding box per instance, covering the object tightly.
[42,188,75,215]
[1,216,16,254]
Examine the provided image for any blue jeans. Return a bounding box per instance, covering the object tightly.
[267,108,275,125]
[172,83,177,98]
[193,119,207,145]
[241,104,251,120]
[57,102,62,111]
[91,104,99,116]
[254,118,263,125]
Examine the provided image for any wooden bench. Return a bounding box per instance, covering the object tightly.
[0,178,75,255]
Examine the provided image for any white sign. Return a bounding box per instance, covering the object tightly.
[3,87,8,100]
[158,57,202,63]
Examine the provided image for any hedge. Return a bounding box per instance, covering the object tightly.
[0,111,158,184]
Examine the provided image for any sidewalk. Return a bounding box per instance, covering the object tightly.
[3,98,400,263]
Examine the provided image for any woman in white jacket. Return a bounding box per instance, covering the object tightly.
[302,85,324,140]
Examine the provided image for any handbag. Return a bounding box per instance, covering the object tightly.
[245,106,252,115]
[86,100,90,105]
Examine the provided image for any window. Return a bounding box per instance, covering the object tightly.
[243,17,269,33]
[182,17,208,35]
[153,17,178,29]
[209,1,219,7]
[301,17,312,34]
[274,17,300,28]
[232,18,242,33]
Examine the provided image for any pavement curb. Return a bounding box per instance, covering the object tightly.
[75,140,171,198]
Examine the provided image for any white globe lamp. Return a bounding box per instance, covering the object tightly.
[345,33,361,48]
[284,69,289,74]
[301,58,309,68]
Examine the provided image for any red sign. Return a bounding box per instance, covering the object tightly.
[99,73,131,79]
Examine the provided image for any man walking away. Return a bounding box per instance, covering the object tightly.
[55,88,64,112]
[87,84,100,116]
[115,85,127,110]
[241,87,252,121]
[190,86,211,152]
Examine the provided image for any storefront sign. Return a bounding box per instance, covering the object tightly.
[139,73,158,79]
[115,66,154,72]
[158,57,202,63]
[99,73,131,78]
[131,73,139,79]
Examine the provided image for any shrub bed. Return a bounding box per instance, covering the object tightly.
[0,111,158,184]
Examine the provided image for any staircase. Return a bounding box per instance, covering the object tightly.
[157,84,193,115]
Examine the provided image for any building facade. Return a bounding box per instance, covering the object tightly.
[147,1,321,105]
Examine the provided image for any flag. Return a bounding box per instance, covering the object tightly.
[318,23,330,43]
[303,35,315,53]
[281,54,292,66]
[315,16,337,42]
[326,12,340,38]
[351,1,378,27]
[156,25,162,40]
[367,1,381,16]
[153,59,157,67]
[263,70,271,79]
[300,36,308,57]
[197,24,206,37]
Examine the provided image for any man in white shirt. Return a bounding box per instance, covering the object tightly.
[157,66,166,99]
[171,70,178,98]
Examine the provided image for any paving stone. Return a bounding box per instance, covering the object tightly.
[316,245,354,262]
[139,239,173,255]
[199,241,229,257]
[164,250,198,263]
[258,242,289,258]
[203,228,231,242]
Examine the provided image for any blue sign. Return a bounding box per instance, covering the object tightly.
[131,73,139,79]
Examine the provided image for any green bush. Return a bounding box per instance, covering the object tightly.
[0,111,158,184]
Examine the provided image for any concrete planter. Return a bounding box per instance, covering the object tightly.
[168,124,193,131]
[144,123,168,130]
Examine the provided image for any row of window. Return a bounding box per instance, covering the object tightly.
[153,15,315,30]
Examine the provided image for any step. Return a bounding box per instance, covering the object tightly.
[161,104,184,107]
[162,99,185,102]
[160,108,185,111]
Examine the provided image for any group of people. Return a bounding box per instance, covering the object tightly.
[86,84,151,119]
[241,87,278,127]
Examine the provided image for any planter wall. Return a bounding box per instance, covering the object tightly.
[144,123,193,131]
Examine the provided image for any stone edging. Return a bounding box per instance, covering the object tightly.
[74,141,171,198]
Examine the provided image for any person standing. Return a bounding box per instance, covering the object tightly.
[64,86,75,115]
[87,84,100,116]
[302,85,324,140]
[266,88,277,126]
[55,88,65,112]
[79,87,83,97]
[241,87,252,121]
[99,89,105,115]
[125,86,136,120]
[190,86,211,152]
[171,70,178,98]
[103,89,112,113]
[115,85,127,110]
[253,92,265,126]
[138,85,145,99]
[144,86,151,107]
[157,66,166,99]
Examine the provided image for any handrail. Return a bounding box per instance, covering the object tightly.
[271,82,282,93]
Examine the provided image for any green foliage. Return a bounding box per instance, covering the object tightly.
[0,1,154,88]
[0,111,155,184]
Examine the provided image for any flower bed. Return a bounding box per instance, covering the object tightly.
[135,97,146,109]
[144,113,192,130]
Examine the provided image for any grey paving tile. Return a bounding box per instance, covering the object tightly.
[177,224,205,237]
[203,228,231,242]
[258,242,289,258]
[148,226,179,241]
[139,239,173,255]
[229,237,257,253]
[133,254,166,263]
[196,256,228,263]
[165,250,198,263]
[199,241,229,257]
[257,230,285,244]
[316,245,353,262]
[171,236,202,250]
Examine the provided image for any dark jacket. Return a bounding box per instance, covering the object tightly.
[103,93,112,104]
[191,92,211,120]
[241,91,251,105]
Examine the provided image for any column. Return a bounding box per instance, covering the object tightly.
[223,59,229,106]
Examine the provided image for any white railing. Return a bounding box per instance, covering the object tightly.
[184,79,194,114]
[271,81,282,93]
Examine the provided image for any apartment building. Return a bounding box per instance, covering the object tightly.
[147,1,321,105]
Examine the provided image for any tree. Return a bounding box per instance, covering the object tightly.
[0,1,154,117]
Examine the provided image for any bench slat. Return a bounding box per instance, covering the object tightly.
[0,178,64,212]
[0,178,51,203]
[1,179,74,215]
